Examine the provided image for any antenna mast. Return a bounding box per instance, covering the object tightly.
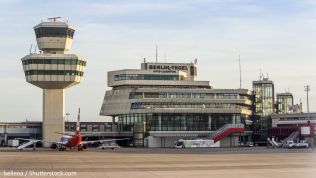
[34,45,37,54]
[47,17,61,22]
[239,54,242,88]
[155,45,158,63]
[29,44,33,54]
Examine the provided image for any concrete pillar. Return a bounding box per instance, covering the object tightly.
[158,115,161,131]
[4,124,7,146]
[42,89,65,147]
[4,133,7,147]
[208,115,212,130]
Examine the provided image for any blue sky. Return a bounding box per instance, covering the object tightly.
[0,0,316,122]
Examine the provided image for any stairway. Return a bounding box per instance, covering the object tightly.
[281,131,299,148]
[17,141,36,150]
[210,124,245,143]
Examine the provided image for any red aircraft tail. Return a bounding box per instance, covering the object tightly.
[75,108,81,135]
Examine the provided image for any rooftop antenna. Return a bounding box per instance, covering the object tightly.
[29,44,33,54]
[238,54,242,88]
[47,17,61,22]
[259,69,262,80]
[164,52,166,63]
[143,58,146,63]
[267,73,269,80]
[34,45,37,54]
[155,45,158,63]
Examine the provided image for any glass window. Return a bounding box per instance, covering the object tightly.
[34,27,74,38]
[81,124,87,132]
[92,124,99,132]
[87,124,92,132]
[65,60,72,65]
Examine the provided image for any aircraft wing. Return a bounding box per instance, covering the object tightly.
[15,138,42,142]
[16,138,68,145]
[55,132,75,136]
[81,138,130,144]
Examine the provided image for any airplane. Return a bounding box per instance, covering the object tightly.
[16,108,129,151]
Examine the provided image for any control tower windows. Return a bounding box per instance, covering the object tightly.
[35,27,75,39]
[25,70,84,76]
[22,59,86,66]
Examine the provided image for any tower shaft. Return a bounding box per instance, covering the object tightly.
[43,89,65,146]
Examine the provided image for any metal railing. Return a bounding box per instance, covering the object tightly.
[209,124,244,139]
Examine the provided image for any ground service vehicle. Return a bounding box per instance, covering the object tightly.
[174,139,219,148]
[287,140,309,148]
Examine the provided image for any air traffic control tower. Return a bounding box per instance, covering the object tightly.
[21,17,86,146]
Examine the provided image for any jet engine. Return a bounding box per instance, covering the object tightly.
[82,144,87,149]
[50,143,57,149]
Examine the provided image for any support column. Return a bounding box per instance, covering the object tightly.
[208,115,212,130]
[43,89,65,147]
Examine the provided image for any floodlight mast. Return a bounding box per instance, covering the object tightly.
[304,85,310,119]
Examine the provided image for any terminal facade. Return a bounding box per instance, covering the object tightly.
[2,58,314,148]
[100,61,253,147]
[0,121,125,147]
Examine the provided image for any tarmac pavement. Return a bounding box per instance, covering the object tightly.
[0,147,315,178]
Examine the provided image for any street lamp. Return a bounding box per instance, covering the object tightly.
[304,85,310,119]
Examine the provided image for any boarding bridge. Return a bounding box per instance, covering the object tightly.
[209,124,245,143]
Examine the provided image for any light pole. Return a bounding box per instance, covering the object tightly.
[65,113,70,122]
[304,85,310,119]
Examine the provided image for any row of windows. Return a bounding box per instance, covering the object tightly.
[22,59,86,66]
[24,70,84,76]
[0,124,41,128]
[117,113,247,132]
[114,85,212,90]
[35,27,75,38]
[129,92,240,99]
[130,102,250,110]
[114,74,182,81]
[65,123,115,132]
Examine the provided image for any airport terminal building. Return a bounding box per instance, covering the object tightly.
[100,61,253,147]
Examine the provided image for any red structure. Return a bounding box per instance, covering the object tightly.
[210,124,245,143]
[269,124,316,140]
